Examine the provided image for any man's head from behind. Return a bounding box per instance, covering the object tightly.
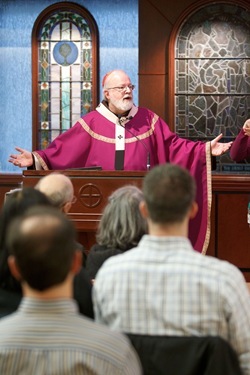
[35,173,75,213]
[6,206,78,291]
[142,163,197,225]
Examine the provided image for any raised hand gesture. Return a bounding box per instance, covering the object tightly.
[9,147,33,168]
[210,134,233,156]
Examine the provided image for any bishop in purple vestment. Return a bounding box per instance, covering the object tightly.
[9,70,233,254]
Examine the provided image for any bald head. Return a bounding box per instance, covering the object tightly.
[102,70,130,89]
[6,205,77,291]
[35,173,74,212]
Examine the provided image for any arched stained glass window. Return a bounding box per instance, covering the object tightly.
[32,3,99,150]
[174,2,250,172]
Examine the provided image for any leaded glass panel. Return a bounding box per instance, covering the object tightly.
[175,4,250,172]
[37,11,93,149]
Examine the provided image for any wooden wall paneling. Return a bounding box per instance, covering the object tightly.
[212,174,250,281]
[139,0,172,120]
[217,193,250,264]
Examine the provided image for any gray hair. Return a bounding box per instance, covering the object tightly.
[96,185,147,250]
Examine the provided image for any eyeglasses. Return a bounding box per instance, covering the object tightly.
[71,196,77,204]
[106,84,135,93]
[60,195,77,208]
[70,195,77,204]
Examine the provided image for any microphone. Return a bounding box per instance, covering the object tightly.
[117,115,151,170]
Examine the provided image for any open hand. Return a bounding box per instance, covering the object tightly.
[210,134,233,156]
[8,147,33,168]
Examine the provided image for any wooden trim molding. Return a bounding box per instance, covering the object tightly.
[0,173,22,186]
[212,174,250,192]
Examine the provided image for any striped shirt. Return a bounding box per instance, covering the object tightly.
[93,235,250,375]
[0,298,142,375]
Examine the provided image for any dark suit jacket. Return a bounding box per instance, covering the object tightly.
[85,244,123,279]
[73,267,94,318]
[126,334,243,375]
[0,288,21,318]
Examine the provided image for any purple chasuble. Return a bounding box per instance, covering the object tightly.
[230,129,250,162]
[33,103,212,254]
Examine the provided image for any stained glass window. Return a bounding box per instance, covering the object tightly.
[175,3,250,172]
[34,6,98,150]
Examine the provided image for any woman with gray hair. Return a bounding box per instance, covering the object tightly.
[86,185,147,280]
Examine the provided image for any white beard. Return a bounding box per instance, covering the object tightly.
[110,97,133,112]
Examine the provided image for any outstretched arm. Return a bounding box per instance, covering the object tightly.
[230,120,250,162]
[210,133,233,156]
[8,147,33,168]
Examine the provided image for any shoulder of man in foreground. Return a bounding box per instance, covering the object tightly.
[0,308,142,374]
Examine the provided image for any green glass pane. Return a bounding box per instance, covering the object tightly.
[41,89,49,122]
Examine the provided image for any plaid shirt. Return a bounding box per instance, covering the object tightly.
[93,235,250,375]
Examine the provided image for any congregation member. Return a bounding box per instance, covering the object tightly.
[35,172,77,213]
[9,69,232,253]
[230,118,250,162]
[0,205,142,375]
[93,163,250,375]
[35,172,94,317]
[0,188,52,318]
[0,186,93,319]
[86,185,147,280]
